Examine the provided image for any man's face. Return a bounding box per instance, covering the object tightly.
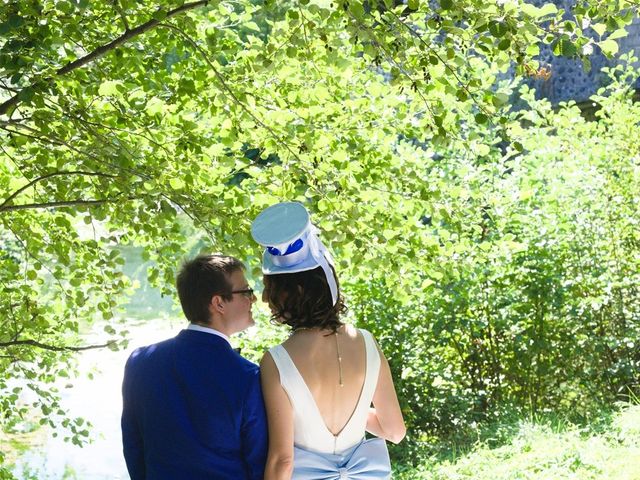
[223,269,256,334]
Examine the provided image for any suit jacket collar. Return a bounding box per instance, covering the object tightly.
[186,323,231,346]
[177,329,233,350]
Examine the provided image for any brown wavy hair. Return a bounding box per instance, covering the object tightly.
[263,266,346,333]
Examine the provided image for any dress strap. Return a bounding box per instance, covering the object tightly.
[268,345,330,437]
[268,345,296,387]
[358,329,381,406]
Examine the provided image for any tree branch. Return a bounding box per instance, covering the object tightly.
[5,227,72,298]
[0,124,150,181]
[113,0,130,32]
[0,0,210,117]
[0,170,118,211]
[0,197,128,212]
[0,80,19,93]
[45,100,174,157]
[0,339,117,352]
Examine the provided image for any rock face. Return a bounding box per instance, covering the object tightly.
[526,0,640,104]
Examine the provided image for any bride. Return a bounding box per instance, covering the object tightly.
[251,202,406,480]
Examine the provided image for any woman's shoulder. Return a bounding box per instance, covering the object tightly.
[344,323,359,336]
[262,342,288,365]
[347,324,375,340]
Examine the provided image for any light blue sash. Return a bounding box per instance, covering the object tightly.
[293,437,391,479]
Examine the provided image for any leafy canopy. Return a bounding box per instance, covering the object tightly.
[0,0,638,461]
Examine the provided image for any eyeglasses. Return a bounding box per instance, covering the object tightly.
[231,288,254,299]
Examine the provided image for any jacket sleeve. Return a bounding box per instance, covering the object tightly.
[121,353,146,480]
[241,368,269,480]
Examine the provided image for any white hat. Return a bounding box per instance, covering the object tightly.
[251,202,338,305]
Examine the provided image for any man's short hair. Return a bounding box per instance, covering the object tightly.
[176,255,244,325]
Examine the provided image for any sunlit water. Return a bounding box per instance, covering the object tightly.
[9,244,187,479]
[11,317,185,480]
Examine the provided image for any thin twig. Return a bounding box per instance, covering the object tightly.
[113,0,130,31]
[0,339,117,352]
[6,226,71,299]
[0,81,19,93]
[159,22,306,165]
[385,9,494,123]
[264,21,304,63]
[0,123,150,180]
[0,197,131,212]
[0,144,36,173]
[48,102,173,156]
[0,171,117,211]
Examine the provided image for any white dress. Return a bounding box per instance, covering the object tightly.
[269,329,391,479]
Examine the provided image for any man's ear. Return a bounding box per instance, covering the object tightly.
[210,294,225,314]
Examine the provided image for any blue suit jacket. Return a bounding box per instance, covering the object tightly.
[121,329,268,480]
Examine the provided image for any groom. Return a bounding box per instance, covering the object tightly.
[121,255,268,479]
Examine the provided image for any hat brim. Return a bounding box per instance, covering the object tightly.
[261,250,321,275]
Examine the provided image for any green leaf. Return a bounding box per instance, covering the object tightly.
[145,97,165,115]
[473,143,491,156]
[456,89,469,101]
[244,21,261,32]
[349,1,365,19]
[420,278,435,289]
[98,80,122,96]
[498,38,511,51]
[599,39,619,56]
[382,229,397,240]
[207,143,226,157]
[440,0,453,10]
[526,43,540,56]
[554,38,577,57]
[607,28,628,41]
[592,23,607,37]
[17,86,35,102]
[521,3,542,18]
[538,3,558,16]
[169,178,185,189]
[152,9,167,21]
[475,112,488,124]
[492,92,510,107]
[489,22,509,38]
[6,14,25,30]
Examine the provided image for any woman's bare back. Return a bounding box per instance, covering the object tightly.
[282,324,366,436]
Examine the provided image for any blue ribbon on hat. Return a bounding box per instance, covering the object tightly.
[292,438,391,480]
[267,238,305,256]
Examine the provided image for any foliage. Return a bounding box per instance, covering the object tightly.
[392,403,640,479]
[0,0,638,458]
[350,56,640,459]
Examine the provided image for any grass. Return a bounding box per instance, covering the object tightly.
[394,404,640,480]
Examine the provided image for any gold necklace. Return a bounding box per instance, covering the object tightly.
[290,327,344,387]
[335,331,344,387]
